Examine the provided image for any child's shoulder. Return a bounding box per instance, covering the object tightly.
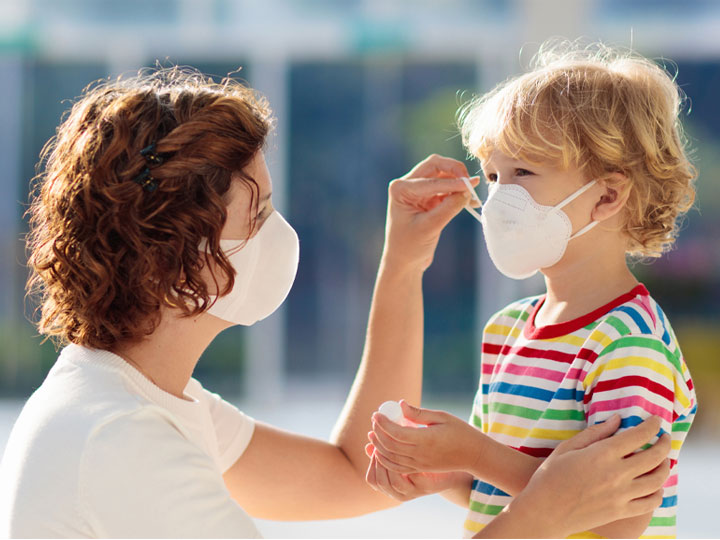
[593,284,677,348]
[487,295,543,327]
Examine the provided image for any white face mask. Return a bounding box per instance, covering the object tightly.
[462,178,598,280]
[204,210,299,325]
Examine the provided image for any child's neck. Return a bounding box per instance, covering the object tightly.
[536,249,638,328]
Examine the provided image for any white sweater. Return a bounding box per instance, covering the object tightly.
[0,344,261,538]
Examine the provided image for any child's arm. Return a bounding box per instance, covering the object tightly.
[581,334,696,538]
[369,401,541,496]
[367,415,671,537]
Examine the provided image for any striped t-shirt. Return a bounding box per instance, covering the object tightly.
[464,284,696,539]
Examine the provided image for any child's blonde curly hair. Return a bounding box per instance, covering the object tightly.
[459,40,697,258]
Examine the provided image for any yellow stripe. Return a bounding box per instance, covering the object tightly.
[584,356,673,389]
[673,380,692,409]
[464,519,486,533]
[671,439,683,451]
[567,532,603,539]
[485,323,521,339]
[546,333,587,347]
[587,329,614,348]
[489,422,581,440]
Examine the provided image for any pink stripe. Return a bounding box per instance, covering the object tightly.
[664,474,678,488]
[629,297,657,327]
[587,396,673,423]
[500,363,566,382]
[565,367,585,381]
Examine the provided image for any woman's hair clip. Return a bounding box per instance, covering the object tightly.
[139,142,170,166]
[133,142,171,192]
[133,167,158,192]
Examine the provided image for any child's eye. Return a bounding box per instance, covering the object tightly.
[515,168,534,177]
[485,173,498,183]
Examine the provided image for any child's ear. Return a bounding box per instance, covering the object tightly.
[591,172,631,222]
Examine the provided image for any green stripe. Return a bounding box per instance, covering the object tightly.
[672,422,691,432]
[482,403,489,415]
[503,308,529,321]
[597,336,681,372]
[490,402,542,420]
[469,501,505,516]
[649,516,676,527]
[471,414,482,429]
[639,442,653,451]
[604,315,631,335]
[489,402,586,422]
[541,408,586,421]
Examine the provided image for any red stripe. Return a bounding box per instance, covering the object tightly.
[584,375,674,405]
[482,342,578,365]
[513,445,554,458]
[524,284,649,340]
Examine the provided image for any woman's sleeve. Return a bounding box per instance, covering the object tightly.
[79,408,262,538]
[192,379,256,473]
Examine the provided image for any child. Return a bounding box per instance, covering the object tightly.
[367,43,697,539]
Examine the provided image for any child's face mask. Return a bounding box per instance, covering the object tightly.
[462,178,598,279]
[203,210,300,325]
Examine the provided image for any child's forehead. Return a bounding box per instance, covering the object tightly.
[479,148,548,170]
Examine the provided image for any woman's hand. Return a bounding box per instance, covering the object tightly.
[368,400,484,474]
[364,442,471,502]
[383,154,480,271]
[480,415,672,539]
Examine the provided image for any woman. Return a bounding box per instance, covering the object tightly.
[0,68,668,538]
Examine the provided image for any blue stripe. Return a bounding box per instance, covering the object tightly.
[661,495,677,508]
[488,382,584,403]
[488,382,554,402]
[656,308,672,346]
[472,478,510,497]
[620,415,667,437]
[554,388,585,401]
[677,403,699,422]
[614,306,652,334]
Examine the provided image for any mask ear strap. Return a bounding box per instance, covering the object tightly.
[555,180,597,210]
[461,176,483,222]
[569,220,599,240]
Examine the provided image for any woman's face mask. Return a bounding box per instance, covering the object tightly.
[204,210,299,326]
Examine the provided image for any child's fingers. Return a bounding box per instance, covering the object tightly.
[364,442,375,458]
[399,400,449,426]
[375,446,417,474]
[368,431,417,471]
[374,449,418,475]
[370,421,416,455]
[365,454,378,491]
[372,412,421,444]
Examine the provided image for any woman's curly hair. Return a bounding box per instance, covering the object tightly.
[26,67,273,349]
[459,40,697,258]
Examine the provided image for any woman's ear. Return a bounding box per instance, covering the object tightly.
[591,172,631,222]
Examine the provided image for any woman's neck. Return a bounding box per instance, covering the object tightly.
[112,309,229,400]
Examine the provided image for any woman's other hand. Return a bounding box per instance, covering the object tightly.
[383,154,480,271]
[479,415,671,538]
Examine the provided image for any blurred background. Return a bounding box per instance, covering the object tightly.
[0,0,718,537]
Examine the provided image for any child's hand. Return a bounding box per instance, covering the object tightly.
[368,400,483,474]
[364,442,469,501]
